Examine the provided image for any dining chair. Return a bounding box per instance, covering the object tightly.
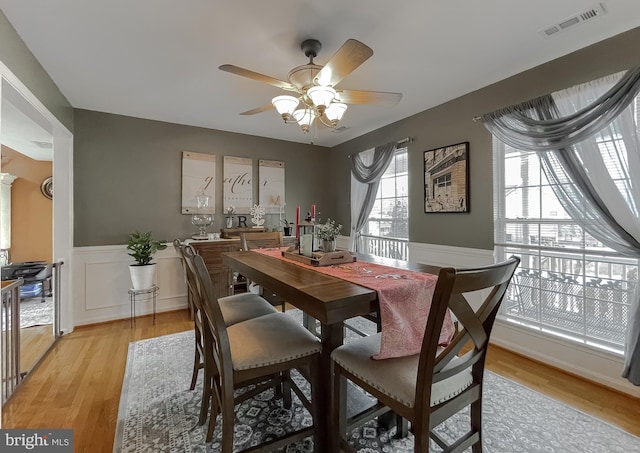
[173,239,203,391]
[173,239,196,320]
[192,253,323,451]
[173,240,278,396]
[331,256,520,453]
[239,231,287,311]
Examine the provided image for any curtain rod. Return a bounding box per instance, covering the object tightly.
[348,137,413,158]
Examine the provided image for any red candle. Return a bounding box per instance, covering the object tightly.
[295,206,300,238]
[311,204,316,220]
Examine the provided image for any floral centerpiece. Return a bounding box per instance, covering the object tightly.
[316,218,342,252]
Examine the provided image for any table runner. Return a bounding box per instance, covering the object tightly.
[253,248,455,359]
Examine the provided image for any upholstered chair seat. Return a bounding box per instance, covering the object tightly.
[332,333,472,408]
[218,292,278,326]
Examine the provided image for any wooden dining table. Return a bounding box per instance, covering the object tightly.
[222,250,441,451]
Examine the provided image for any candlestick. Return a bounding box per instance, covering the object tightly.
[311,204,316,221]
[295,206,300,239]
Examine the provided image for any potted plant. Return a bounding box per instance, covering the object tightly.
[127,230,167,289]
[280,218,293,236]
[315,218,342,252]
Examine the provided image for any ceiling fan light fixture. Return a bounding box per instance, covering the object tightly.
[307,86,336,114]
[292,108,316,133]
[272,95,299,122]
[324,102,348,126]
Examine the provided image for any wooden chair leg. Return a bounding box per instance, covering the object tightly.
[219,403,235,452]
[199,368,211,425]
[471,398,483,453]
[331,363,346,447]
[310,355,323,453]
[190,344,200,391]
[282,370,292,409]
[205,387,221,443]
[395,414,409,438]
[413,421,429,453]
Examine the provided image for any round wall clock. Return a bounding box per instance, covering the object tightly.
[41,176,53,200]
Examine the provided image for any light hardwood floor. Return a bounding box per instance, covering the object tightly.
[20,324,56,374]
[2,308,639,452]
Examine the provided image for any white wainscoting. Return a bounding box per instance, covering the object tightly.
[73,245,187,327]
[409,242,639,397]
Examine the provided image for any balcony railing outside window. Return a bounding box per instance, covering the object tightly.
[359,234,409,261]
[362,147,409,260]
[494,127,639,353]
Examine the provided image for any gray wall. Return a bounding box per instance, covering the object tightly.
[0,10,73,132]
[74,109,330,246]
[329,26,640,251]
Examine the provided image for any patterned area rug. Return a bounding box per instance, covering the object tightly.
[2,296,53,330]
[113,312,640,452]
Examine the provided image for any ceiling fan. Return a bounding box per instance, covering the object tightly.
[219,38,402,133]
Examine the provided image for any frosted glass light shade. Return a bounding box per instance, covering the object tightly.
[324,103,348,126]
[292,108,316,133]
[272,95,299,121]
[307,86,336,113]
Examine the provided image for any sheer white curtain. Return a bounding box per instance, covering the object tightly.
[551,74,640,384]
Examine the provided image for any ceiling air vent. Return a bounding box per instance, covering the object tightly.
[539,3,606,38]
[331,126,350,133]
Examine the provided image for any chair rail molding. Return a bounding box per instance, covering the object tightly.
[73,244,187,326]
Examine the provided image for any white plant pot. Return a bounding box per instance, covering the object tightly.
[129,263,157,290]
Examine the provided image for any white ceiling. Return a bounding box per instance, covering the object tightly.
[1,1,640,148]
[1,78,53,161]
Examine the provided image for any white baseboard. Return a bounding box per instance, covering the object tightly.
[73,245,188,326]
[492,320,640,397]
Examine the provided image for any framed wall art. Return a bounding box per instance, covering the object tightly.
[223,156,253,213]
[259,159,285,214]
[423,142,469,213]
[181,151,216,214]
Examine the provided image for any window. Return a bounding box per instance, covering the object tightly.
[361,147,409,260]
[494,129,638,354]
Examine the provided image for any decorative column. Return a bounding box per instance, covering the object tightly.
[0,173,18,265]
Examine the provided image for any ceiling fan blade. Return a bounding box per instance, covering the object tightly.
[240,104,275,115]
[315,39,373,87]
[219,64,296,91]
[335,89,402,105]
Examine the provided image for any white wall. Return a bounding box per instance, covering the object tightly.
[72,245,187,327]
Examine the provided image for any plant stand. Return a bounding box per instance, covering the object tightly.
[129,285,159,327]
